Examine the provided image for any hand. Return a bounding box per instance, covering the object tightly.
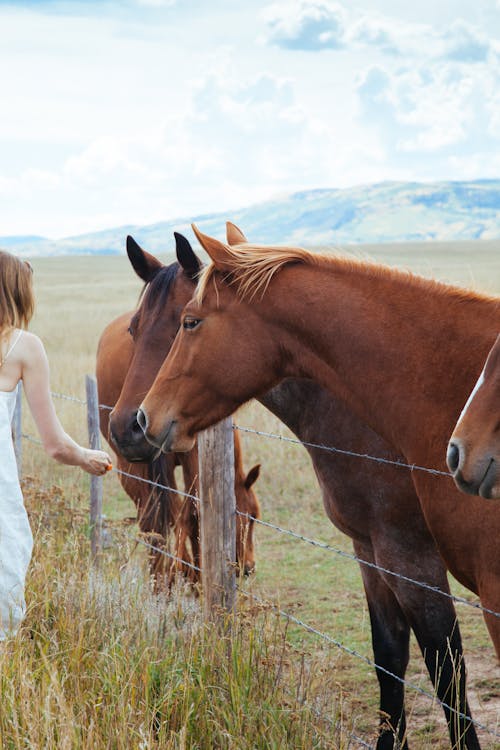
[80,448,113,476]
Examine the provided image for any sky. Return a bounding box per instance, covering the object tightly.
[1,0,499,238]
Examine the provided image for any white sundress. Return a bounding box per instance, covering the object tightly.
[0,330,33,640]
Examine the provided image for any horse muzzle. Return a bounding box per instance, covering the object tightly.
[447,439,498,499]
[137,408,193,453]
[109,409,158,462]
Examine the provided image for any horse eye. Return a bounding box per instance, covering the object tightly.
[183,317,201,330]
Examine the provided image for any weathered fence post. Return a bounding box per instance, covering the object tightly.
[86,375,103,564]
[13,384,22,473]
[198,417,236,625]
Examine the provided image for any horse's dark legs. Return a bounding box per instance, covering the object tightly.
[407,603,480,750]
[369,542,481,750]
[356,542,410,749]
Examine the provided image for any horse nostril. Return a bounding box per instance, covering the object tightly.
[447,442,460,473]
[137,407,148,434]
[130,411,144,436]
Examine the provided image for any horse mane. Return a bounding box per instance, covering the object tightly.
[135,262,180,316]
[147,455,175,532]
[195,242,500,310]
[195,243,320,302]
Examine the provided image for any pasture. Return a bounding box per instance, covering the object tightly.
[12,237,500,748]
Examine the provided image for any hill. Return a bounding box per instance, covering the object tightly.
[5,179,500,256]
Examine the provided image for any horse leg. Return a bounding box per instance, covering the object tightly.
[172,500,198,584]
[355,541,410,749]
[178,451,201,584]
[480,592,500,663]
[371,544,480,750]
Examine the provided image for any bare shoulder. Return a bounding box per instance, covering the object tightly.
[18,331,48,364]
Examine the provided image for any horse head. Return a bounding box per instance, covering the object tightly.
[109,233,201,461]
[138,225,289,453]
[447,333,500,499]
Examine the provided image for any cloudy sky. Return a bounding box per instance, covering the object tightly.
[1,0,499,238]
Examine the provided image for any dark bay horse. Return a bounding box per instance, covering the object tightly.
[140,225,500,749]
[124,228,484,749]
[447,333,500,499]
[96,235,261,587]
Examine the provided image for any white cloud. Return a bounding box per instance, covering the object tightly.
[262,2,498,67]
[0,65,380,236]
[262,0,346,50]
[441,20,491,62]
[356,59,500,160]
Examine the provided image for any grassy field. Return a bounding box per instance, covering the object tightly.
[11,237,500,748]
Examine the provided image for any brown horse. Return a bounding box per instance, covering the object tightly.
[125,228,486,749]
[447,333,500,499]
[97,235,261,588]
[140,225,500,749]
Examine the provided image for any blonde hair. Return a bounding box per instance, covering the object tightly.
[195,242,315,303]
[0,250,35,339]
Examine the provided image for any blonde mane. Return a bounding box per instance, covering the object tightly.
[195,242,322,302]
[194,241,500,311]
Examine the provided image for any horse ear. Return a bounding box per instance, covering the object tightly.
[174,232,202,280]
[226,221,248,246]
[126,235,163,283]
[244,464,261,489]
[191,224,234,272]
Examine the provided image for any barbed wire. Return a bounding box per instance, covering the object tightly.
[234,425,452,478]
[17,431,500,744]
[235,586,500,742]
[50,391,87,406]
[50,391,451,478]
[50,391,112,411]
[19,429,500,621]
[132,533,201,574]
[236,510,500,620]
[113,522,500,744]
[113,465,199,503]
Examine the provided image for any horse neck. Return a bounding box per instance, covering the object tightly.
[262,261,499,466]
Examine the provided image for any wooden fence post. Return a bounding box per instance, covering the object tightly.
[86,375,103,564]
[198,417,236,624]
[13,384,22,473]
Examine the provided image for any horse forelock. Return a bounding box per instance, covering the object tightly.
[195,242,317,304]
[139,262,180,316]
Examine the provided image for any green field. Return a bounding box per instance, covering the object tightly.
[11,238,500,749]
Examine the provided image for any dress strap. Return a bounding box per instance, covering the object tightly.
[1,329,23,367]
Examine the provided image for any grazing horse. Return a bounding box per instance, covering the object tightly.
[447,333,500,499]
[125,229,483,749]
[140,225,500,749]
[96,235,261,588]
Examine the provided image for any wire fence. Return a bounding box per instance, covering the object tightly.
[16,385,500,745]
[45,389,500,622]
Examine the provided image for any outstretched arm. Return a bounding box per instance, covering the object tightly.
[22,334,111,476]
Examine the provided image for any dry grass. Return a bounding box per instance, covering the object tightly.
[10,240,500,748]
[0,482,357,749]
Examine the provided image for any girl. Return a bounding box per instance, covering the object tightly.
[0,250,111,640]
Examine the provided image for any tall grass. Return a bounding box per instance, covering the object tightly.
[0,481,358,749]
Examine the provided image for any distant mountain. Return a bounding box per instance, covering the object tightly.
[5,179,500,257]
